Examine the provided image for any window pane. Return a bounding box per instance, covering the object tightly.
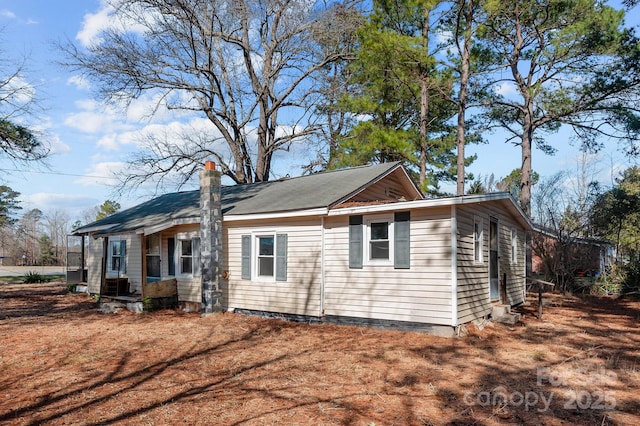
[370,222,388,240]
[147,256,161,277]
[474,223,481,261]
[258,257,274,276]
[112,242,121,256]
[259,237,274,256]
[112,257,120,271]
[370,241,389,259]
[168,238,175,276]
[181,240,192,256]
[146,234,160,255]
[181,257,192,274]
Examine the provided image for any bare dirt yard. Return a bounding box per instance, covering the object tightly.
[0,282,639,426]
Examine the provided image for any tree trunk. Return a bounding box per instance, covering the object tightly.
[456,0,473,196]
[520,123,533,217]
[419,9,431,190]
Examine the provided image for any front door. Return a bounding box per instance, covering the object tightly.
[489,218,499,300]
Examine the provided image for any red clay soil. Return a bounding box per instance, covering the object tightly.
[0,281,638,426]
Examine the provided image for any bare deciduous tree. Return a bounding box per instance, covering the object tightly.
[62,0,359,190]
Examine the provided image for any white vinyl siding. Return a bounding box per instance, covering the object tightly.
[324,207,453,326]
[226,217,322,317]
[86,234,141,295]
[86,237,103,294]
[162,224,201,304]
[348,168,417,203]
[456,204,527,324]
[511,227,518,264]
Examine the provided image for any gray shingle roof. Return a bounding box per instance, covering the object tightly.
[73,162,406,235]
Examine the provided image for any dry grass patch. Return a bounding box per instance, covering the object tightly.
[0,282,638,425]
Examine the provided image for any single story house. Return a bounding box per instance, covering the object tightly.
[71,161,533,335]
[531,225,615,279]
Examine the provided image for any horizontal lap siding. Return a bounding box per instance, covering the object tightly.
[456,209,490,323]
[350,170,414,202]
[124,235,142,293]
[160,224,201,304]
[225,218,322,317]
[456,203,527,324]
[323,208,453,325]
[87,234,141,295]
[87,237,103,294]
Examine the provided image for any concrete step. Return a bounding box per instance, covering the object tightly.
[493,312,521,325]
[491,304,512,318]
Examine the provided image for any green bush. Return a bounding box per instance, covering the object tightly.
[621,261,640,295]
[67,283,77,292]
[23,271,43,283]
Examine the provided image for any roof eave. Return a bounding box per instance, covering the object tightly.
[330,163,423,208]
[329,192,534,230]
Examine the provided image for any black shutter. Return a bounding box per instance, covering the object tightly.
[120,240,127,273]
[168,238,175,276]
[394,211,410,269]
[241,235,251,280]
[349,215,363,269]
[276,234,288,281]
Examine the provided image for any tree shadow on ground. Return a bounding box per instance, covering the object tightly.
[0,284,638,425]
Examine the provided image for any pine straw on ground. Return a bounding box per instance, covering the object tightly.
[0,282,638,426]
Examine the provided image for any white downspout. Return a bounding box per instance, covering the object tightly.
[320,216,325,318]
[451,205,458,327]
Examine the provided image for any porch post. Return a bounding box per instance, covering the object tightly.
[200,160,223,314]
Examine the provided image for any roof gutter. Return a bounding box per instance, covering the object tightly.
[70,224,115,236]
[328,192,533,230]
[223,207,329,222]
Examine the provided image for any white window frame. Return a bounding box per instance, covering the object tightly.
[511,228,518,264]
[107,236,126,273]
[145,233,162,280]
[473,216,484,264]
[364,215,394,266]
[253,232,276,282]
[175,231,200,278]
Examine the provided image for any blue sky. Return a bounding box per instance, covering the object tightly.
[0,0,637,224]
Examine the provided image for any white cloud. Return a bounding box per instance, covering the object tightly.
[67,75,91,91]
[76,0,149,48]
[22,192,100,211]
[75,161,126,187]
[65,94,189,137]
[64,110,123,134]
[94,116,225,152]
[0,74,36,105]
[0,9,16,19]
[494,82,518,97]
[95,133,120,151]
[75,1,116,47]
[46,134,72,156]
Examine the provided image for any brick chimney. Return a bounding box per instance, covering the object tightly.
[200,160,223,314]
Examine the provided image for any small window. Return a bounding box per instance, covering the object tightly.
[370,222,390,259]
[176,235,200,277]
[241,233,288,281]
[146,234,161,280]
[257,235,275,277]
[181,239,193,274]
[474,217,483,263]
[511,228,518,264]
[109,238,126,273]
[364,216,394,265]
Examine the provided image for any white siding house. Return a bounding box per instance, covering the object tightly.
[72,162,532,335]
